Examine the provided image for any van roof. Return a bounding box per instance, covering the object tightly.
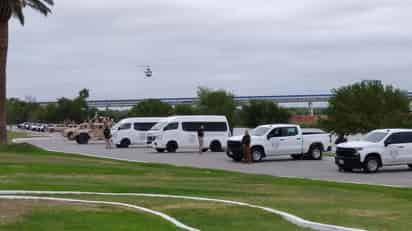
[119,117,165,123]
[161,115,228,122]
[259,124,299,128]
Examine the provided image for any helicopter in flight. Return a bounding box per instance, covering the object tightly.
[138,65,153,78]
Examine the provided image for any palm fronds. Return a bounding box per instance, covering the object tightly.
[2,0,54,25]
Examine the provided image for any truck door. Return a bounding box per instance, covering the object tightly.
[266,128,282,155]
[279,127,302,154]
[384,133,405,164]
[387,132,412,164]
[267,127,300,155]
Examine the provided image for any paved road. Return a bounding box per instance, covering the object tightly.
[19,135,412,188]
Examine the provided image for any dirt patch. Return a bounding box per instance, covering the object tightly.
[0,199,132,226]
[0,200,34,225]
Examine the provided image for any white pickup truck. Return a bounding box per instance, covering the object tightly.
[335,129,412,173]
[226,124,331,162]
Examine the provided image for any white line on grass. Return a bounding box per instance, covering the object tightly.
[0,195,199,231]
[0,191,367,231]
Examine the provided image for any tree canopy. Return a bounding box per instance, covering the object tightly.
[321,80,411,135]
[240,100,291,128]
[129,99,173,117]
[197,87,236,126]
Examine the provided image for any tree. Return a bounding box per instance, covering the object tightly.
[321,80,411,135]
[129,99,173,117]
[0,0,54,144]
[240,100,291,128]
[197,87,236,126]
[174,104,197,115]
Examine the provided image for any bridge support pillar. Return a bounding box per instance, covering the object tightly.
[308,102,314,116]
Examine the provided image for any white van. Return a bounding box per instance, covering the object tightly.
[111,117,164,148]
[147,116,231,153]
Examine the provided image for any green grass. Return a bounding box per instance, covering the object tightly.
[0,143,412,231]
[7,131,31,143]
[0,200,180,231]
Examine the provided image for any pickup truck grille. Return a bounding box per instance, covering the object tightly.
[336,147,357,157]
[227,141,242,153]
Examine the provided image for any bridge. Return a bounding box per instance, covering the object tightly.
[84,94,334,108]
[39,92,412,116]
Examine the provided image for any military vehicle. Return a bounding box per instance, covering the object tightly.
[74,122,106,144]
[63,124,80,140]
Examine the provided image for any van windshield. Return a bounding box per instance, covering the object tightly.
[363,132,388,143]
[251,126,270,136]
[151,121,168,130]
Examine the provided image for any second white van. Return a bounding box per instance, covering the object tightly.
[111,117,164,148]
[147,116,231,153]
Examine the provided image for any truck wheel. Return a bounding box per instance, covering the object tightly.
[364,156,380,173]
[156,148,165,153]
[67,132,75,140]
[251,147,264,162]
[166,141,178,153]
[232,153,243,162]
[210,141,222,152]
[341,168,353,172]
[118,139,130,148]
[309,146,323,160]
[76,134,89,144]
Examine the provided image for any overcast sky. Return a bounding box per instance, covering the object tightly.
[7,0,412,101]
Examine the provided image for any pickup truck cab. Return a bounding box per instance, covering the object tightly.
[335,129,412,173]
[226,124,331,162]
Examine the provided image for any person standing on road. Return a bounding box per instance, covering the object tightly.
[103,123,112,149]
[197,125,205,154]
[242,130,252,163]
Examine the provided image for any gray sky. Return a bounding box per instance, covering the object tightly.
[7,0,412,101]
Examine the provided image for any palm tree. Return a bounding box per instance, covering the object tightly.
[0,0,53,144]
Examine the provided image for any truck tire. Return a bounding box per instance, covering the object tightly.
[117,139,130,148]
[156,148,165,153]
[309,146,323,160]
[363,156,380,173]
[166,141,178,153]
[251,147,264,162]
[210,141,222,152]
[76,133,89,145]
[67,132,75,141]
[232,153,243,162]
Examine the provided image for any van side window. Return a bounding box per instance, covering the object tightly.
[164,122,178,131]
[182,122,201,132]
[182,122,228,132]
[134,123,157,131]
[204,122,228,132]
[118,123,131,130]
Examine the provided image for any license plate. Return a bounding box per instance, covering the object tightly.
[338,159,344,165]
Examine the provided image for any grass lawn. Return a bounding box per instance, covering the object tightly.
[0,200,181,231]
[7,131,31,143]
[0,144,412,231]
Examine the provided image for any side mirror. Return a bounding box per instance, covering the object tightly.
[267,135,272,140]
